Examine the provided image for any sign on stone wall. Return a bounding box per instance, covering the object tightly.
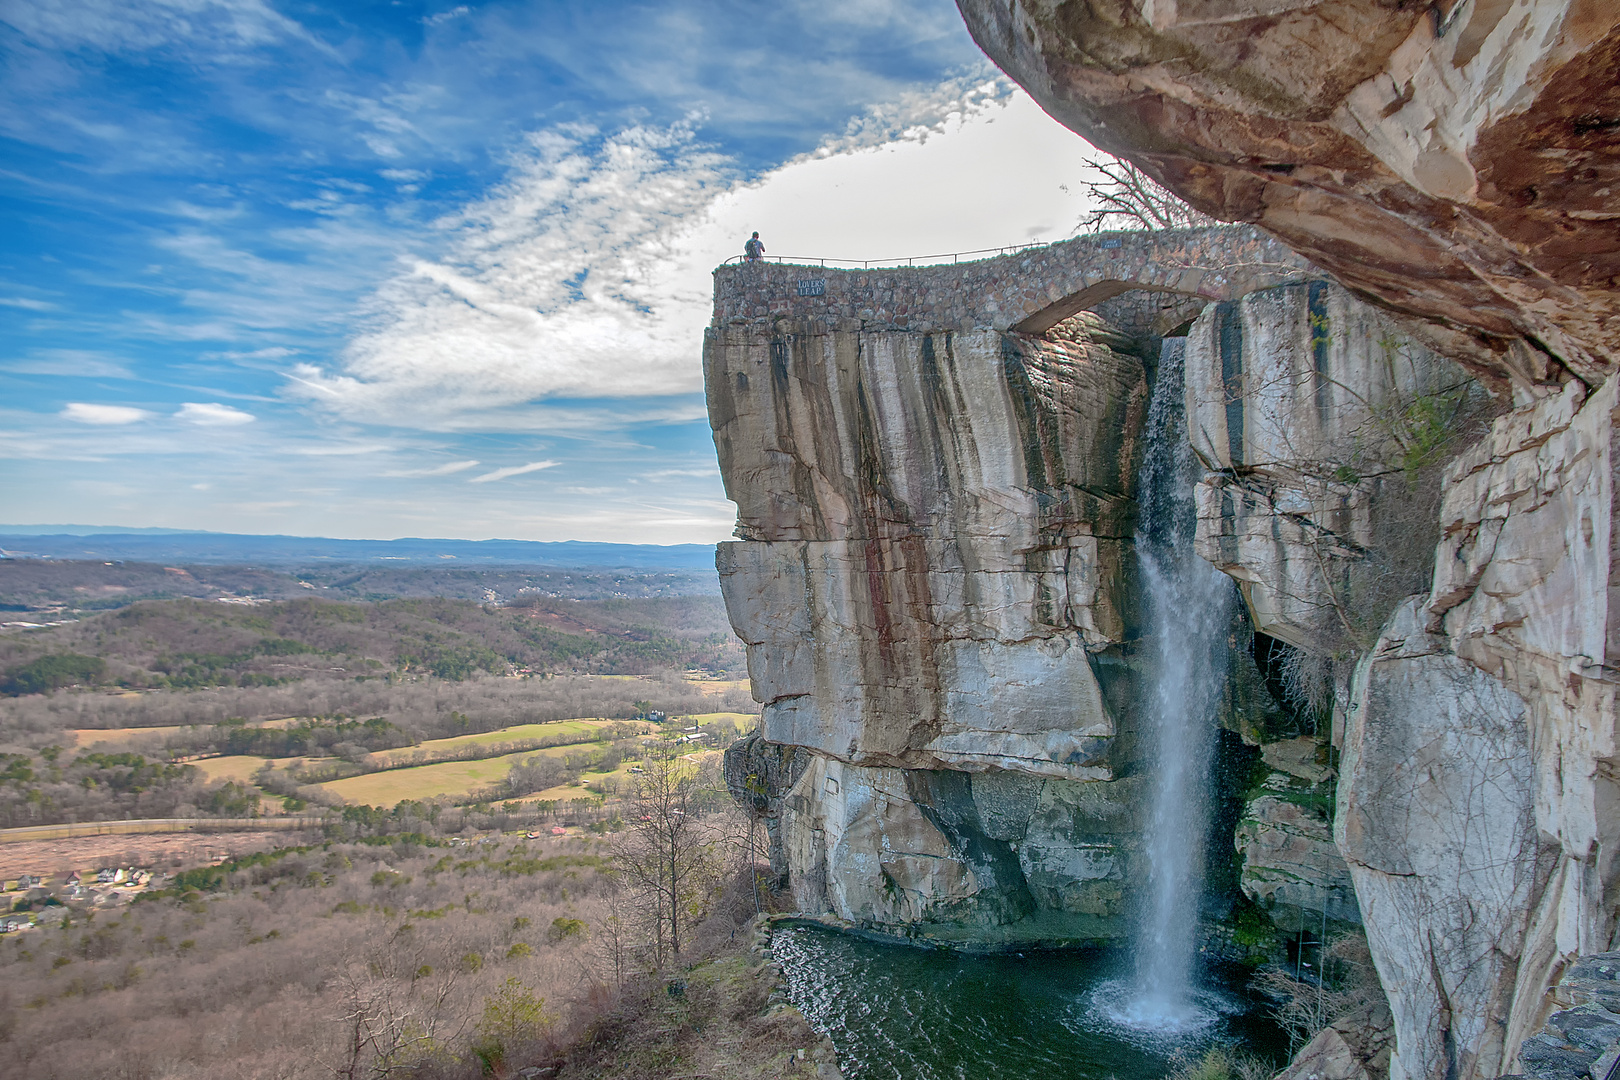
[797,279,826,297]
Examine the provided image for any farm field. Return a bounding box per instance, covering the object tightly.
[528,746,726,803]
[189,755,270,783]
[66,715,308,749]
[365,718,619,766]
[318,748,542,804]
[66,725,188,748]
[686,711,756,726]
[0,828,310,880]
[684,677,751,697]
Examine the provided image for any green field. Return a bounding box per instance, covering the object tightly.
[367,719,618,767]
[320,736,614,804]
[685,712,756,726]
[319,750,538,804]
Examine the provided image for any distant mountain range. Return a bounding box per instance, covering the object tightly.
[0,529,719,570]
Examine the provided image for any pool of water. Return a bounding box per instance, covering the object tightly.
[773,925,1289,1080]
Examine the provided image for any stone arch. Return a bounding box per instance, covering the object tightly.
[1013,280,1202,336]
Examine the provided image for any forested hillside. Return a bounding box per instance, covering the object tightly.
[1,595,741,697]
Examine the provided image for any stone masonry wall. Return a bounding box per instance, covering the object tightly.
[712,225,1306,336]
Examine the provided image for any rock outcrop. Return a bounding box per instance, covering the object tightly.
[948,7,1620,1078]
[708,294,1154,941]
[955,1,1620,391]
[707,239,1385,946]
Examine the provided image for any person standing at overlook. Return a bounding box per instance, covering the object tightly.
[744,231,765,262]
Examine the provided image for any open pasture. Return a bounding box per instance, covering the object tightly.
[365,718,619,767]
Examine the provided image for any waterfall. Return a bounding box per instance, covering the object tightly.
[1115,337,1236,1031]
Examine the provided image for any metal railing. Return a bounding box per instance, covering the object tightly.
[720,240,1054,270]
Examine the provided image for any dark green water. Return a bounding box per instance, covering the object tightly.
[773,926,1290,1080]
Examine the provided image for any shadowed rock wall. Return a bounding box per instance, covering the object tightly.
[956,1,1620,393]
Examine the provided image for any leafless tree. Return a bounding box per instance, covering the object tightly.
[324,944,467,1080]
[1073,156,1216,233]
[610,737,724,967]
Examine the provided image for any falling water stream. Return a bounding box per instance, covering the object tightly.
[772,339,1278,1076]
[1104,337,1238,1032]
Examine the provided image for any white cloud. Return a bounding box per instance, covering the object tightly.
[61,402,150,425]
[469,460,558,484]
[176,401,255,425]
[291,443,388,456]
[287,119,735,427]
[423,6,470,26]
[0,297,56,310]
[288,84,1103,433]
[386,459,482,477]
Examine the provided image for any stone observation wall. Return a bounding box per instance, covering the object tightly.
[711,225,1307,336]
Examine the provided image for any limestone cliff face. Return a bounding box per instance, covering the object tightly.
[708,307,1156,940]
[708,256,1386,945]
[955,1,1620,391]
[709,321,1143,782]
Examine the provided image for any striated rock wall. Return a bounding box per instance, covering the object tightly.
[709,320,1146,781]
[708,251,1380,945]
[1186,281,1486,655]
[708,304,1158,941]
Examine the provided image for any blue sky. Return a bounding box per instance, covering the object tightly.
[0,0,1104,543]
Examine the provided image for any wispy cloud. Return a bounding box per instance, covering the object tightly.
[286,119,735,427]
[3,0,329,55]
[0,298,57,311]
[386,459,482,477]
[287,86,1097,435]
[5,351,136,379]
[423,6,471,27]
[175,401,255,425]
[61,403,151,425]
[469,460,559,484]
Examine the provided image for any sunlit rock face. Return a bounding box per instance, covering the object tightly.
[956,1,1620,391]
[709,321,1146,782]
[707,263,1385,945]
[1342,599,1552,1080]
[1186,281,1481,654]
[708,310,1157,942]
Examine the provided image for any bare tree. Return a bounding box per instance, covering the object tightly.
[1074,156,1216,233]
[611,736,723,967]
[323,941,467,1080]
